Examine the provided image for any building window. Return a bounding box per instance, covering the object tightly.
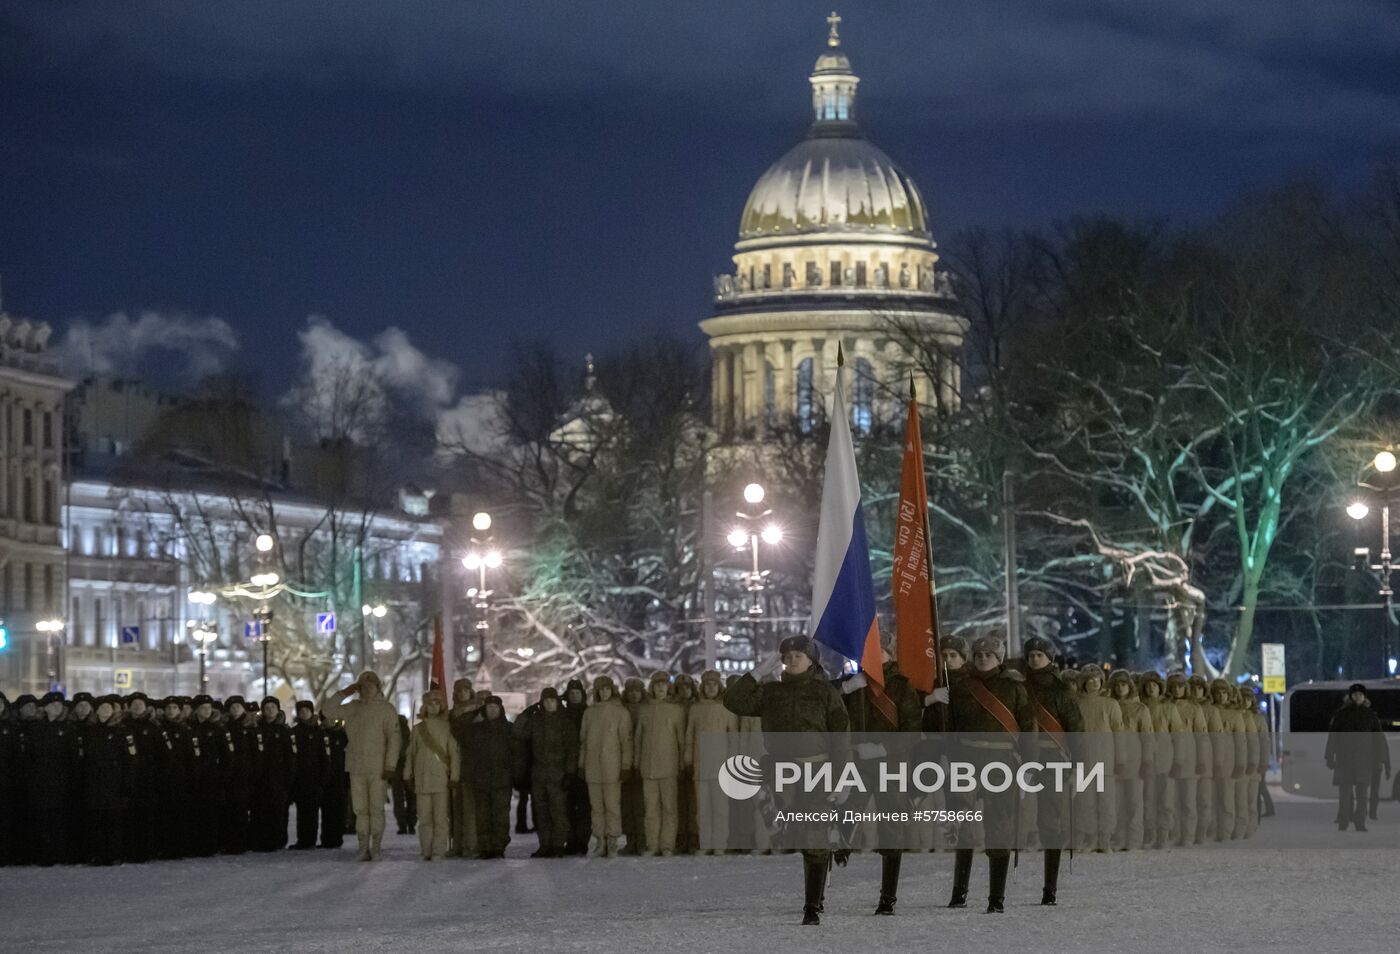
[761,264,772,289]
[93,527,105,557]
[830,262,842,286]
[22,477,33,523]
[855,262,867,288]
[42,411,53,449]
[71,596,82,647]
[94,598,105,648]
[796,358,815,435]
[806,261,821,287]
[1,565,10,613]
[22,408,32,447]
[853,357,875,435]
[42,479,53,524]
[22,564,32,612]
[43,565,54,613]
[782,262,794,289]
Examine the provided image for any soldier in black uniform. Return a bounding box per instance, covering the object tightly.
[945,635,1032,914]
[391,713,416,835]
[25,692,82,866]
[1022,636,1085,905]
[290,700,327,849]
[0,693,22,866]
[159,697,195,858]
[122,692,168,862]
[187,695,228,856]
[83,696,138,865]
[249,696,294,851]
[836,646,923,915]
[9,695,41,865]
[220,696,256,854]
[562,678,591,854]
[66,692,96,863]
[319,712,350,848]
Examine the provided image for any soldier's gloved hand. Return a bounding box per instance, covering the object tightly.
[752,651,783,678]
[923,687,949,706]
[841,674,868,695]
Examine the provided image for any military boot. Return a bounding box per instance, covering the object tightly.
[802,856,826,925]
[603,836,617,857]
[355,833,370,862]
[875,851,901,915]
[1042,849,1061,905]
[370,833,383,861]
[948,848,974,908]
[986,851,1010,913]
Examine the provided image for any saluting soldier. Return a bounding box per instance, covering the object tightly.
[1188,674,1219,843]
[468,695,517,859]
[1073,667,1122,853]
[527,686,580,857]
[83,696,138,865]
[684,670,737,857]
[447,678,483,857]
[250,697,295,852]
[723,635,849,926]
[619,677,648,855]
[1022,637,1084,905]
[290,700,327,849]
[1166,674,1206,845]
[562,678,592,855]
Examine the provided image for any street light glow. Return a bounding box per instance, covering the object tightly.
[1375,450,1397,473]
[761,524,784,546]
[743,483,765,505]
[727,528,749,549]
[372,604,387,618]
[189,589,216,605]
[484,550,503,569]
[472,511,493,532]
[1347,500,1370,520]
[250,571,279,587]
[255,533,275,552]
[463,553,482,570]
[35,618,64,633]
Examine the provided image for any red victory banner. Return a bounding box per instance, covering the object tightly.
[892,380,940,694]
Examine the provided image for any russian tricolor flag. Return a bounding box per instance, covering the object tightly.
[809,353,885,694]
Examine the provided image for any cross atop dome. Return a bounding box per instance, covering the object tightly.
[826,11,842,47]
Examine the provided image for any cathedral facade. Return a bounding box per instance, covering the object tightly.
[700,16,965,437]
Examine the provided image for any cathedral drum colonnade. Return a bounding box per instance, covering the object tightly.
[701,14,966,437]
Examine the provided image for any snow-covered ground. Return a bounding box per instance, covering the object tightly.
[2,789,1395,954]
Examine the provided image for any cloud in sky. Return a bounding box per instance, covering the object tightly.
[53,310,240,384]
[8,1,1400,136]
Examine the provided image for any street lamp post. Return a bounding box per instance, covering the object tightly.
[188,588,217,691]
[728,483,784,666]
[463,511,504,688]
[1347,449,1400,676]
[36,618,65,692]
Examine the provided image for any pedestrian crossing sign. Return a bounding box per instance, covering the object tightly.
[114,669,132,689]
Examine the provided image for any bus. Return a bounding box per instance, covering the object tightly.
[1279,679,1400,800]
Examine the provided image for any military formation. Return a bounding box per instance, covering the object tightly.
[0,637,1279,925]
[716,632,1277,924]
[0,689,347,867]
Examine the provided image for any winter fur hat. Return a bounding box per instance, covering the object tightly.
[191,694,215,709]
[673,673,697,695]
[1187,674,1209,691]
[539,686,560,704]
[701,669,723,686]
[1058,669,1079,688]
[1107,669,1135,694]
[592,675,617,700]
[942,635,970,661]
[779,635,821,666]
[1023,636,1056,659]
[647,671,673,695]
[419,689,448,715]
[1138,671,1166,696]
[623,677,646,698]
[295,699,315,715]
[1078,666,1106,690]
[970,635,1005,662]
[260,696,281,711]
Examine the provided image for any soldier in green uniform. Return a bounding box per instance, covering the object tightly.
[945,635,1031,914]
[1022,636,1083,905]
[724,635,849,926]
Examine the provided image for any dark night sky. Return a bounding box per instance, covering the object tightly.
[3,1,1399,396]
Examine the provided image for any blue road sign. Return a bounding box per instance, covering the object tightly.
[244,620,264,639]
[120,625,140,645]
[317,612,336,634]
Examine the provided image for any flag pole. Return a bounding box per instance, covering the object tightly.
[910,375,947,693]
